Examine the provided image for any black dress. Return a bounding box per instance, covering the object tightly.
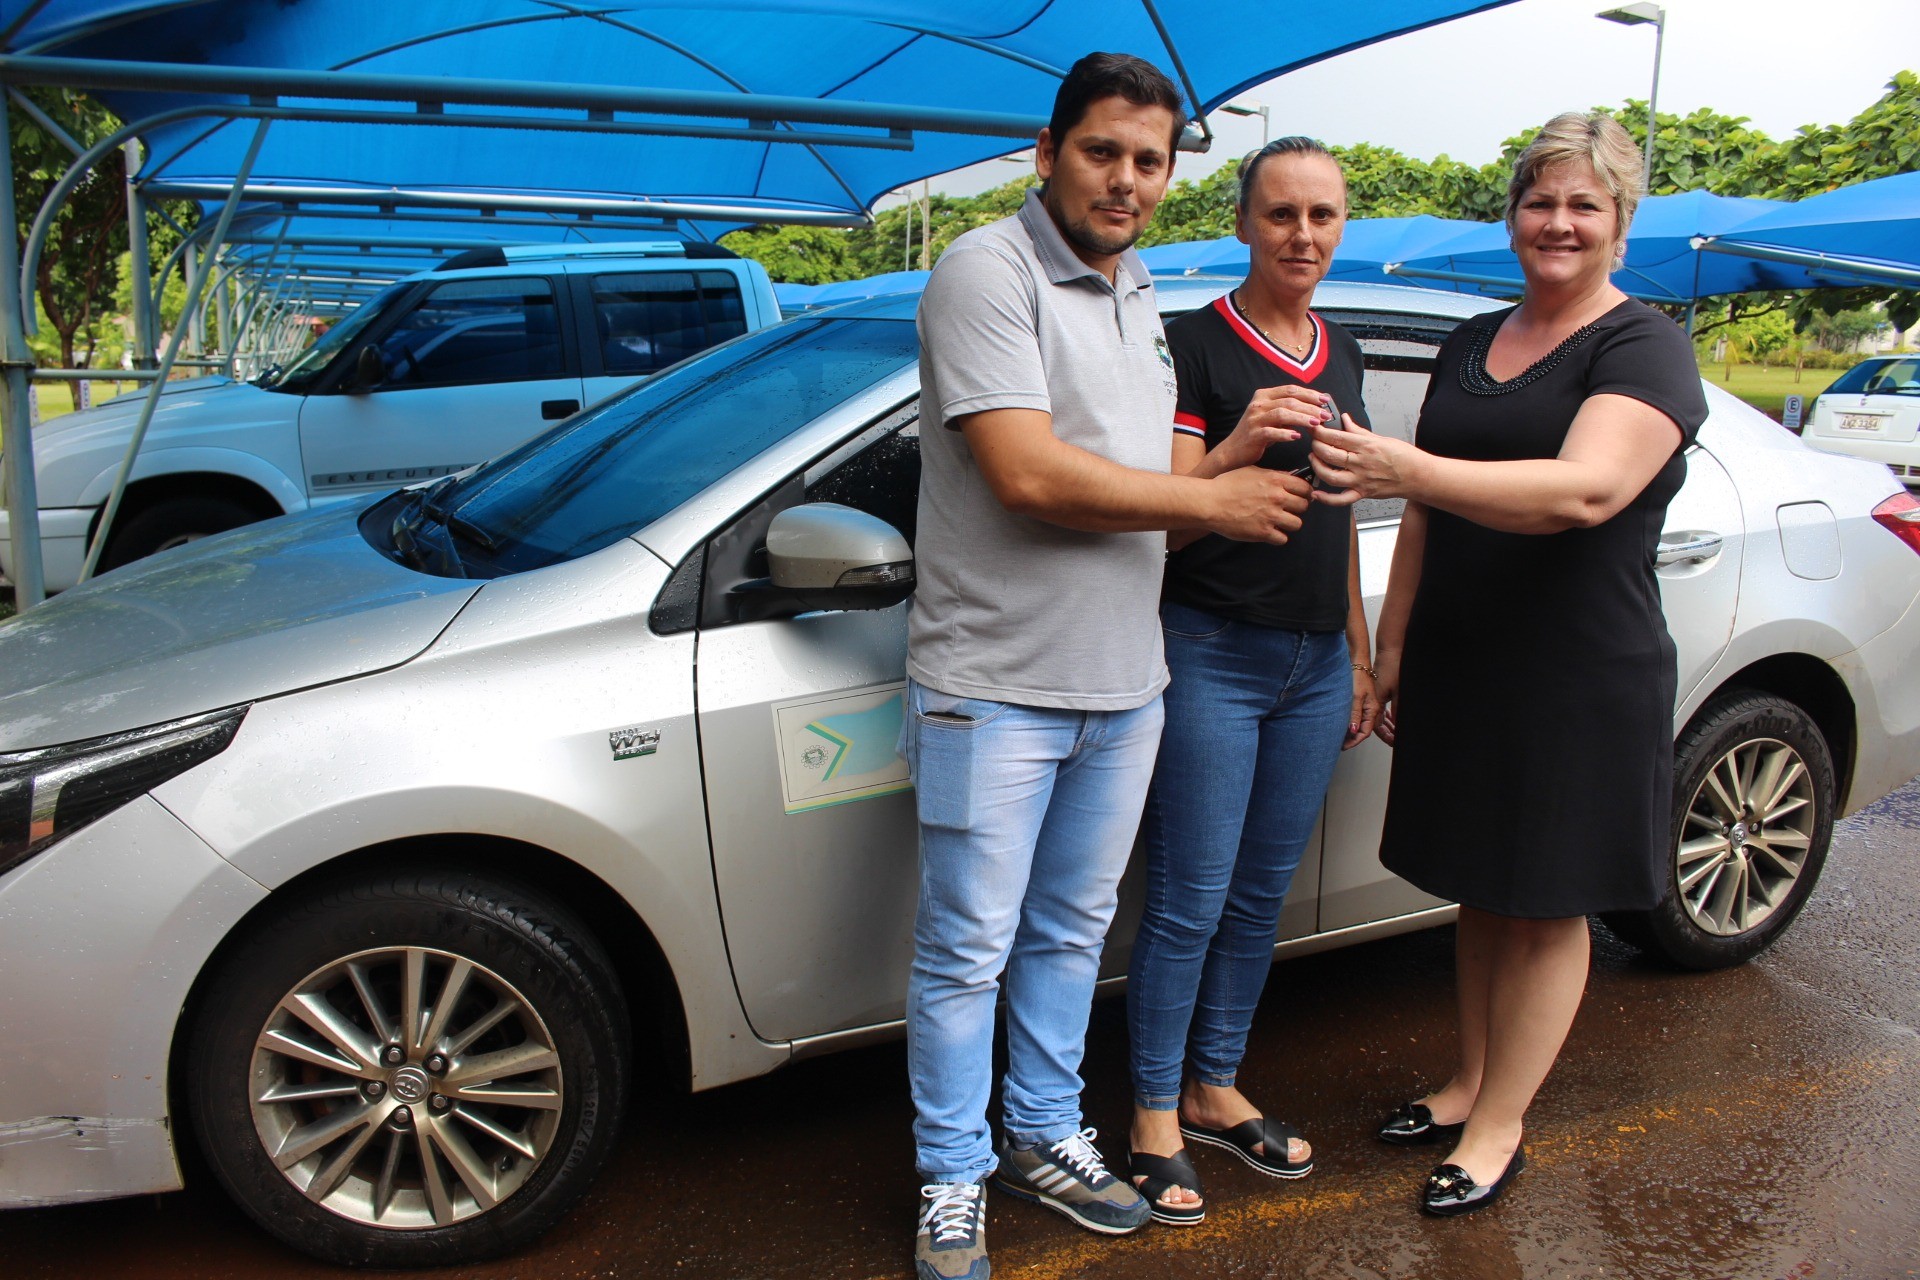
[1378,300,1710,918]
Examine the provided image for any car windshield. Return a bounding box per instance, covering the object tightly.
[422,316,917,575]
[263,283,412,393]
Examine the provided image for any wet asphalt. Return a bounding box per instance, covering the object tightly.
[5,780,1919,1280]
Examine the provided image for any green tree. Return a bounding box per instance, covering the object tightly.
[1734,71,1920,332]
[9,87,127,406]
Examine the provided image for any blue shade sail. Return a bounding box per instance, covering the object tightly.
[1703,172,1920,287]
[2,0,1521,226]
[1387,191,1849,301]
[1139,214,1496,283]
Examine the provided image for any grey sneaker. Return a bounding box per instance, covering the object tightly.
[916,1180,989,1280]
[994,1127,1151,1235]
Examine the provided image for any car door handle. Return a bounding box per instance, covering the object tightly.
[541,399,579,420]
[1656,531,1724,567]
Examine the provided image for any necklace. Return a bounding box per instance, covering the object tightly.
[1231,290,1314,358]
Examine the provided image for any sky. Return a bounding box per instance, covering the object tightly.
[908,0,1919,201]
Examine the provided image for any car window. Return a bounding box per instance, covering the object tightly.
[268,281,411,394]
[1825,358,1899,396]
[375,277,564,388]
[1863,359,1920,396]
[592,269,749,376]
[432,317,918,575]
[805,412,922,549]
[1319,309,1457,523]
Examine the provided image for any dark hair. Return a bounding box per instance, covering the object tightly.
[1236,136,1344,212]
[1047,52,1186,153]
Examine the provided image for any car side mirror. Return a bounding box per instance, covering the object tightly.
[345,345,386,393]
[730,502,914,623]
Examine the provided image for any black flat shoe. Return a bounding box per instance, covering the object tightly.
[1378,1101,1466,1147]
[1420,1146,1526,1217]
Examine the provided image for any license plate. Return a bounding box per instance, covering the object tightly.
[1838,413,1887,432]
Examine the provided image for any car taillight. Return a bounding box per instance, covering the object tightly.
[1872,491,1920,554]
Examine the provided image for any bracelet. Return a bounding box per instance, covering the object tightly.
[1351,661,1376,679]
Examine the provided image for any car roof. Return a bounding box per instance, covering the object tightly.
[402,240,743,283]
[815,275,1508,323]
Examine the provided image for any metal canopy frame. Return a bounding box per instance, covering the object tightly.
[0,0,1530,610]
[0,32,1066,608]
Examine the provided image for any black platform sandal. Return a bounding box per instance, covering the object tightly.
[1128,1149,1205,1226]
[1178,1117,1313,1179]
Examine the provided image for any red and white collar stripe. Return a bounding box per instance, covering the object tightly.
[1214,294,1328,381]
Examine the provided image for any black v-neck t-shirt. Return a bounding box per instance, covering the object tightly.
[1162,295,1368,632]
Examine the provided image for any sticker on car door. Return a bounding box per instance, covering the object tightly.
[772,682,911,814]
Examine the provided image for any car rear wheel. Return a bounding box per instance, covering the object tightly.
[188,870,630,1267]
[1606,690,1835,970]
[102,495,260,570]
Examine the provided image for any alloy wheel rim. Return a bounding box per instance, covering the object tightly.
[1677,736,1816,937]
[249,945,564,1229]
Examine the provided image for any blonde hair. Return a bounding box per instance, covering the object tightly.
[1504,112,1643,250]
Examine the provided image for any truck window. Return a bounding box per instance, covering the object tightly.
[376,277,564,388]
[592,270,749,376]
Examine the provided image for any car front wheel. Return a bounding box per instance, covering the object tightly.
[1608,690,1835,970]
[102,494,260,570]
[187,869,630,1267]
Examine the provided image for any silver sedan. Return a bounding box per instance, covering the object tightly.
[4,280,1919,1266]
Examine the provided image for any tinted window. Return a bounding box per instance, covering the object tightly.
[1865,358,1920,395]
[375,277,564,387]
[436,318,917,574]
[270,282,410,393]
[592,270,749,375]
[1824,358,1905,396]
[1320,309,1458,524]
[807,417,922,549]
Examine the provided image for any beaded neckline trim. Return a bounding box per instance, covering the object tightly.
[1457,316,1603,396]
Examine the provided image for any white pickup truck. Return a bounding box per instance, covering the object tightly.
[0,240,782,590]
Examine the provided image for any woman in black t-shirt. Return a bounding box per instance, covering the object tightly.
[1125,138,1380,1225]
[1310,114,1708,1217]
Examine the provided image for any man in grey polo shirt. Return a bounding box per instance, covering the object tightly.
[906,53,1315,1280]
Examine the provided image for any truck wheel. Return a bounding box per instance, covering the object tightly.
[102,495,260,570]
[187,870,630,1267]
[1604,690,1835,970]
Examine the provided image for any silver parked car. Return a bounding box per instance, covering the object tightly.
[5,280,1920,1267]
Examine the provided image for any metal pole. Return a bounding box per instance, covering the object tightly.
[123,139,155,368]
[1644,12,1664,193]
[183,244,204,355]
[0,94,47,609]
[80,120,271,583]
[215,265,232,355]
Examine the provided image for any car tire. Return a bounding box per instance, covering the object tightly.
[102,495,260,570]
[186,869,630,1267]
[1605,690,1835,970]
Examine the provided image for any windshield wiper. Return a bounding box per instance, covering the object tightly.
[425,490,498,552]
[388,477,501,576]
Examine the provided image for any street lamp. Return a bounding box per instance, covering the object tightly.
[1597,2,1666,193]
[1220,100,1270,148]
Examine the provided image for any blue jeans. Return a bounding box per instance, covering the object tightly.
[902,677,1164,1182]
[1127,604,1351,1110]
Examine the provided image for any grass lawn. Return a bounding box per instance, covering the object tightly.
[1700,362,1844,422]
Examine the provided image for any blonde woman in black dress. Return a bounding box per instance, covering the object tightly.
[1307,113,1708,1215]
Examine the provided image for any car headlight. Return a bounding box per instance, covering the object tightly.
[0,706,247,879]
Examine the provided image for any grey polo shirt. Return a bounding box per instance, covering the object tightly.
[907,189,1178,711]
